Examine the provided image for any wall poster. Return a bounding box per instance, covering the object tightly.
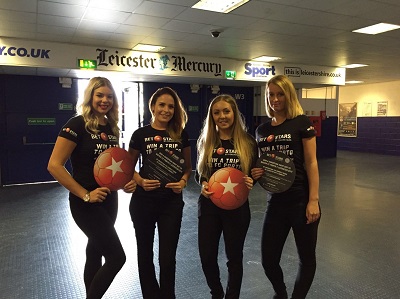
[363,102,372,116]
[377,101,388,116]
[338,103,357,137]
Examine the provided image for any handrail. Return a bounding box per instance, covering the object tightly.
[22,136,55,145]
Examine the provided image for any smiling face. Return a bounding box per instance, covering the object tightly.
[211,100,234,133]
[91,86,114,117]
[151,94,175,128]
[267,82,286,115]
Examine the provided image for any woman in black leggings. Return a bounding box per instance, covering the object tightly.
[252,75,321,299]
[48,77,136,298]
[128,87,192,299]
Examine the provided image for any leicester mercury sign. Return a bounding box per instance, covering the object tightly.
[0,38,345,85]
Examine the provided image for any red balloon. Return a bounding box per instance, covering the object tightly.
[93,147,134,191]
[208,167,249,210]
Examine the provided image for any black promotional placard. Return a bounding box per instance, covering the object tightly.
[140,148,185,185]
[256,151,296,193]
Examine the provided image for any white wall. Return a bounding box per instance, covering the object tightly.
[338,80,400,117]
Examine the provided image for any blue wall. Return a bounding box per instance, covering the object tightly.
[338,117,400,156]
[0,75,78,186]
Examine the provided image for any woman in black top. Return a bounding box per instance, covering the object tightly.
[196,94,258,299]
[251,75,321,299]
[128,87,192,299]
[48,77,136,298]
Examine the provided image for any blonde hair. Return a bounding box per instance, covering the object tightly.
[77,77,120,137]
[149,87,188,141]
[265,74,303,119]
[197,94,256,180]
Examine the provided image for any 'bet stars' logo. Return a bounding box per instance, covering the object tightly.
[208,167,250,210]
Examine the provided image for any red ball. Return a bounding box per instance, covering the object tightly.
[93,147,134,191]
[208,167,249,210]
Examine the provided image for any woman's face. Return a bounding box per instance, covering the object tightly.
[91,86,114,117]
[211,100,234,131]
[267,83,286,114]
[151,94,175,125]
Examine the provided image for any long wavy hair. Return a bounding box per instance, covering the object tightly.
[149,87,187,141]
[265,74,303,119]
[197,94,256,180]
[77,77,120,137]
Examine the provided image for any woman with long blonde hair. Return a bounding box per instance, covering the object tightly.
[196,94,258,299]
[252,75,320,299]
[48,77,136,298]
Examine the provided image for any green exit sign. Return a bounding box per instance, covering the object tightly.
[225,70,236,79]
[77,59,97,69]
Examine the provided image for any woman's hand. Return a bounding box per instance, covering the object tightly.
[306,200,320,224]
[250,167,264,180]
[244,175,254,190]
[201,182,214,198]
[165,179,185,194]
[141,178,160,191]
[89,187,111,203]
[123,180,137,193]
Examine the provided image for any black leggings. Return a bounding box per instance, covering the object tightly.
[261,200,320,299]
[69,192,126,299]
[198,197,251,299]
[130,189,184,299]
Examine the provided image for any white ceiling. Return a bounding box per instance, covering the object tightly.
[1,0,399,88]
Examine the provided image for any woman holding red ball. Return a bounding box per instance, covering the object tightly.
[196,94,258,299]
[48,77,136,298]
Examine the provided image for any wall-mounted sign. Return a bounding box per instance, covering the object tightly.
[27,118,56,125]
[77,59,97,69]
[377,101,388,116]
[188,105,199,112]
[225,70,236,79]
[0,37,346,85]
[338,103,357,137]
[58,103,73,110]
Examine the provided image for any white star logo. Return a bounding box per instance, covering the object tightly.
[106,158,123,177]
[220,176,238,195]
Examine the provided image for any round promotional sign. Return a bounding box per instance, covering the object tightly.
[256,151,296,193]
[208,167,249,210]
[93,147,135,191]
[140,148,185,185]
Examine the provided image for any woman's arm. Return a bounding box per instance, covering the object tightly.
[302,136,320,224]
[47,136,88,200]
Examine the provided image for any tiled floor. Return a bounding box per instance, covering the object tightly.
[1,150,400,299]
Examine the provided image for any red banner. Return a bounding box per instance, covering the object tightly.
[309,116,321,137]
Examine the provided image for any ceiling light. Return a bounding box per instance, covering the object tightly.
[340,64,368,68]
[132,44,165,52]
[192,0,249,13]
[345,81,364,84]
[252,56,281,62]
[352,23,400,35]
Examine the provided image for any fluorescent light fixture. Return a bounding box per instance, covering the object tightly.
[345,80,364,84]
[352,23,400,35]
[340,64,368,69]
[252,56,281,62]
[192,0,249,13]
[132,44,165,52]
